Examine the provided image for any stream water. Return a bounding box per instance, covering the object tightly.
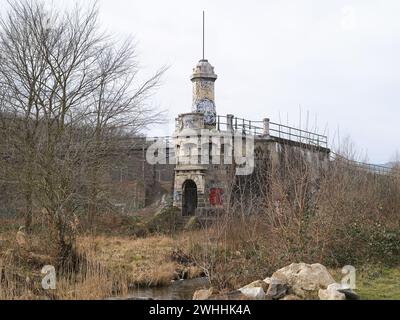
[123,278,210,300]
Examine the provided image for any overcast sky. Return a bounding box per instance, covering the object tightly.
[1,0,399,164]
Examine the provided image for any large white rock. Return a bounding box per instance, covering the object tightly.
[266,273,289,300]
[238,287,265,300]
[318,288,346,300]
[271,263,336,299]
[280,294,302,300]
[193,288,214,300]
[327,283,360,300]
[327,283,345,291]
[240,280,269,292]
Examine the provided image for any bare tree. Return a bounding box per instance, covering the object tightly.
[0,0,166,266]
[0,0,48,232]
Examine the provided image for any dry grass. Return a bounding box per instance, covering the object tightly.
[55,264,128,300]
[78,235,181,287]
[1,149,399,299]
[0,225,203,300]
[1,216,399,299]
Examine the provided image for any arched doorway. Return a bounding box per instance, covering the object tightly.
[182,180,197,216]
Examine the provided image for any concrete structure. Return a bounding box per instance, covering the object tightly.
[82,57,331,218]
[173,60,229,215]
[172,58,331,217]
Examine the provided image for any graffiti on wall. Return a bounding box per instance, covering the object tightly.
[196,98,216,125]
[210,188,223,207]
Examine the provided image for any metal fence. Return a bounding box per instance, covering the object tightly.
[216,116,263,135]
[269,121,328,148]
[330,152,399,176]
[215,115,328,148]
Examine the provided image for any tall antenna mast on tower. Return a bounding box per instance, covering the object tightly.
[202,10,205,60]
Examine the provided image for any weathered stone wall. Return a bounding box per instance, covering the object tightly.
[109,145,175,210]
[107,132,330,216]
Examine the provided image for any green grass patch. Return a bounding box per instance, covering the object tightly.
[356,266,400,300]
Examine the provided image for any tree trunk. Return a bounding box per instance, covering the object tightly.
[25,191,33,233]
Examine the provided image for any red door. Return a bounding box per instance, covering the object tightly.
[210,188,223,207]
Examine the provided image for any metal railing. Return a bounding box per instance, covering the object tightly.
[215,115,328,148]
[330,152,399,176]
[216,116,264,135]
[269,121,328,148]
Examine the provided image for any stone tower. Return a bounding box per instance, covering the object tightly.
[173,58,226,216]
[191,59,218,128]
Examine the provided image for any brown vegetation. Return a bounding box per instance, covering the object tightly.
[0,214,204,299]
[0,0,166,268]
[1,150,399,299]
[184,145,400,290]
[0,0,399,301]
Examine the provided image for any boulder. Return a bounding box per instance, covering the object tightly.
[214,290,252,300]
[269,270,288,284]
[240,280,269,292]
[238,287,265,300]
[271,263,335,299]
[318,288,346,300]
[266,279,289,300]
[326,283,360,300]
[193,288,215,300]
[280,294,302,300]
[326,283,343,291]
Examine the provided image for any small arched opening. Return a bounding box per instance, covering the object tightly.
[182,180,198,216]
